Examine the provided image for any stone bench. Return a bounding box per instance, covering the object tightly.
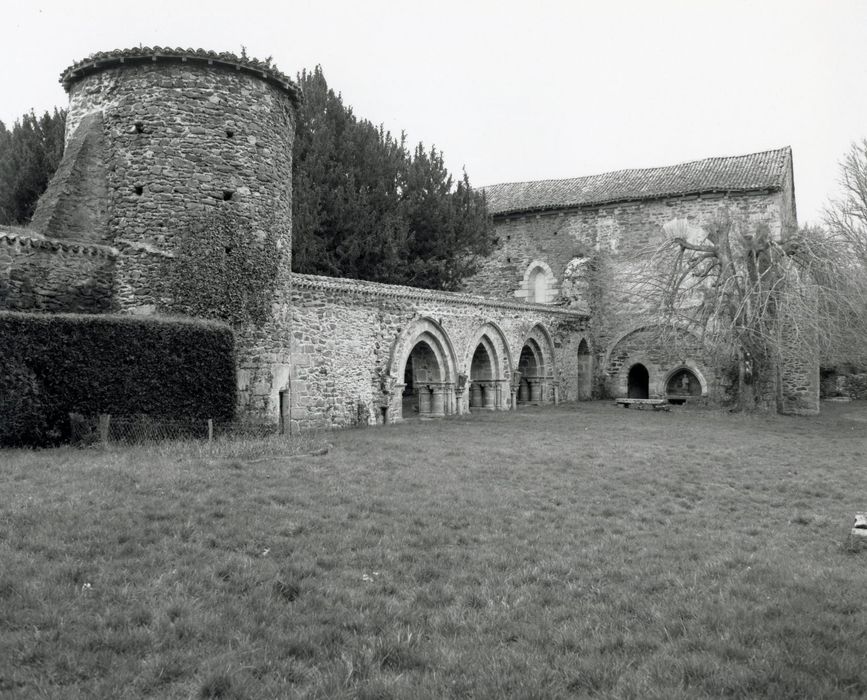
[614,398,671,411]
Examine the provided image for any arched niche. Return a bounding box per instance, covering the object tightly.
[603,325,713,400]
[517,260,556,304]
[516,323,556,405]
[387,318,458,422]
[663,365,708,404]
[463,322,513,412]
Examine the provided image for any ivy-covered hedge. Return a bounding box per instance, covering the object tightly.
[0,311,235,445]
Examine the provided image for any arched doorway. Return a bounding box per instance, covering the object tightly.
[627,363,649,399]
[403,339,445,418]
[576,338,592,400]
[388,318,458,422]
[665,368,702,405]
[518,339,543,404]
[463,323,512,413]
[469,341,497,410]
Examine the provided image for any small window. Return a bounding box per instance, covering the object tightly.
[528,266,548,303]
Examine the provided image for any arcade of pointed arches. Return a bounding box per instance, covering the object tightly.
[386,317,557,422]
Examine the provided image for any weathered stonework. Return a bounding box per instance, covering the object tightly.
[466,150,819,413]
[285,274,585,430]
[3,47,819,426]
[0,228,114,313]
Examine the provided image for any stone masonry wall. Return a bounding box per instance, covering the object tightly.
[282,274,587,431]
[603,326,723,402]
[462,188,819,409]
[64,59,296,315]
[0,229,114,313]
[466,190,789,304]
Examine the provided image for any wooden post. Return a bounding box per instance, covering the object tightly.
[98,414,110,445]
[207,418,213,443]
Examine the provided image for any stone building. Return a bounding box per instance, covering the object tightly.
[469,148,818,414]
[0,47,820,427]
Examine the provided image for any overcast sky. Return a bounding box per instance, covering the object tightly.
[3,0,866,226]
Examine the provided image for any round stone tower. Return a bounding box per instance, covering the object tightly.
[49,48,301,422]
[58,47,299,312]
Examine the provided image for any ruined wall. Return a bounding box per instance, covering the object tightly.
[29,113,110,244]
[461,187,819,410]
[465,189,789,303]
[603,326,723,402]
[282,274,587,431]
[0,229,114,313]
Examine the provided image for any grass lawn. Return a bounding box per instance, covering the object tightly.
[2,401,866,698]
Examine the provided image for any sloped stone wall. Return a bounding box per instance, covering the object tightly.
[29,113,110,244]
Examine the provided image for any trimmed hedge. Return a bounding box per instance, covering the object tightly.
[0,311,235,445]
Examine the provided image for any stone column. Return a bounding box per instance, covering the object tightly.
[482,382,496,410]
[470,382,483,408]
[455,374,467,415]
[445,382,456,415]
[528,377,543,403]
[510,371,522,411]
[393,383,407,422]
[552,380,560,406]
[418,386,432,416]
[430,384,446,417]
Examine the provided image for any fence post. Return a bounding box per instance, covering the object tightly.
[98,414,111,445]
[207,418,213,443]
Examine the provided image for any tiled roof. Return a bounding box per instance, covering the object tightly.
[482,147,792,216]
[60,47,301,105]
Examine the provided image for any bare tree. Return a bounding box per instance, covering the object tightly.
[623,211,835,411]
[822,139,867,370]
[825,139,867,265]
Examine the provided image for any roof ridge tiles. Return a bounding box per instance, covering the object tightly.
[482,147,792,216]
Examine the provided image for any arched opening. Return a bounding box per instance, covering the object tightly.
[665,368,702,405]
[627,363,649,399]
[402,340,444,418]
[518,340,543,404]
[576,338,592,400]
[463,323,512,413]
[388,318,458,423]
[527,266,547,303]
[469,342,496,410]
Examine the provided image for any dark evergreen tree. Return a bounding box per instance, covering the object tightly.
[0,109,66,225]
[292,66,492,290]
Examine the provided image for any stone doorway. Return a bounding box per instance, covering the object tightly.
[402,340,445,418]
[518,340,544,404]
[469,342,496,410]
[627,363,649,399]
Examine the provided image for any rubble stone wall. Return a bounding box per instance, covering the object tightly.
[465,190,790,303]
[0,229,114,313]
[283,274,587,430]
[63,58,296,315]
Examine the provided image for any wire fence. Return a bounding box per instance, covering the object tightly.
[68,413,280,446]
